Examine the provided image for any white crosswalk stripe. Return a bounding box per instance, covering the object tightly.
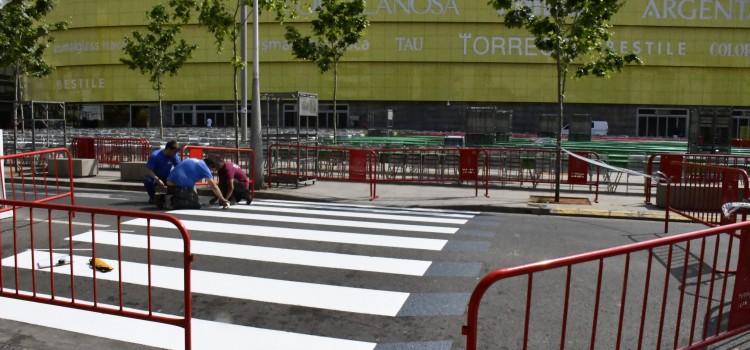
[252,200,476,218]
[4,250,410,316]
[169,209,460,234]
[122,218,449,250]
[229,204,469,224]
[0,291,376,350]
[0,199,481,349]
[69,231,433,276]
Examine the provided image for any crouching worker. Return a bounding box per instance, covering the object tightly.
[144,140,181,204]
[210,158,253,206]
[162,157,230,210]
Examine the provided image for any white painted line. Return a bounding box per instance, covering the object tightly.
[33,219,110,228]
[123,218,447,251]
[256,199,481,215]
[171,209,459,234]
[0,291,376,350]
[5,250,410,316]
[252,200,476,219]
[69,192,131,201]
[231,204,468,225]
[69,231,432,276]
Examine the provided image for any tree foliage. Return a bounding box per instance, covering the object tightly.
[0,0,67,78]
[121,4,196,138]
[284,0,369,74]
[285,0,369,142]
[489,0,641,81]
[121,5,196,97]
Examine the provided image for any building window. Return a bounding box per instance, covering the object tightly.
[637,108,688,138]
[171,104,236,127]
[733,110,750,139]
[319,103,348,129]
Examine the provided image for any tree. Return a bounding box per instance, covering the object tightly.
[489,0,641,202]
[285,0,369,144]
[0,0,67,153]
[121,4,196,139]
[169,0,296,189]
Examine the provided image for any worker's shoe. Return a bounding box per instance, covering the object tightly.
[209,198,218,205]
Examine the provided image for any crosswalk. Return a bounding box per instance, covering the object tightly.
[0,198,484,349]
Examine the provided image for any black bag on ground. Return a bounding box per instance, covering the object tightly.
[169,187,201,209]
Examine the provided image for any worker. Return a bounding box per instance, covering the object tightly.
[210,158,253,205]
[164,157,230,209]
[144,140,181,204]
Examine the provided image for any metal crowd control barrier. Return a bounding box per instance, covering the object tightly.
[267,144,378,200]
[182,145,256,198]
[375,147,463,184]
[480,149,601,202]
[464,220,750,350]
[663,163,749,233]
[0,200,193,349]
[645,154,750,204]
[0,148,75,216]
[71,137,151,169]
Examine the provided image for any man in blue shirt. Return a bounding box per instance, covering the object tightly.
[165,157,230,209]
[144,140,181,204]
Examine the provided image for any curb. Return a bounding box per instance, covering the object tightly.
[41,179,675,222]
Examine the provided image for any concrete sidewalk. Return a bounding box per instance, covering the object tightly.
[62,170,677,221]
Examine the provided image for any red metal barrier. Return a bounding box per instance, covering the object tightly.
[71,137,151,169]
[663,163,749,232]
[480,149,600,202]
[0,148,75,215]
[645,154,750,204]
[267,144,378,200]
[463,220,750,350]
[376,147,463,184]
[181,145,256,198]
[0,199,192,349]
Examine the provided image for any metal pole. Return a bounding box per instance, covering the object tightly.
[240,3,249,142]
[251,0,264,188]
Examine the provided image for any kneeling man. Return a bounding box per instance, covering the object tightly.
[163,157,230,209]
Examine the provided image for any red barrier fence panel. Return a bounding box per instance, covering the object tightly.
[645,154,750,204]
[463,220,750,350]
[663,163,749,232]
[375,147,462,185]
[480,148,600,201]
[70,137,95,159]
[459,149,479,182]
[0,148,76,215]
[0,200,193,349]
[181,145,256,198]
[267,144,378,200]
[567,153,590,185]
[70,137,151,169]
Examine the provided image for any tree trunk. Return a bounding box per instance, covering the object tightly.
[554,55,564,203]
[12,67,19,154]
[333,61,338,144]
[157,77,164,139]
[233,64,240,149]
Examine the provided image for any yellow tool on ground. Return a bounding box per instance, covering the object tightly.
[89,258,114,272]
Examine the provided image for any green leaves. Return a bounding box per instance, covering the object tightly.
[0,0,68,77]
[121,4,197,94]
[284,0,369,73]
[489,0,641,80]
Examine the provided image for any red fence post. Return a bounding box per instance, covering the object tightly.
[459,149,479,184]
[729,227,750,331]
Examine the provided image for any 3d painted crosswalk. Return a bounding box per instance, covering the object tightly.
[0,199,482,349]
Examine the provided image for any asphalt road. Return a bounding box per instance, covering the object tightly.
[1,188,743,350]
